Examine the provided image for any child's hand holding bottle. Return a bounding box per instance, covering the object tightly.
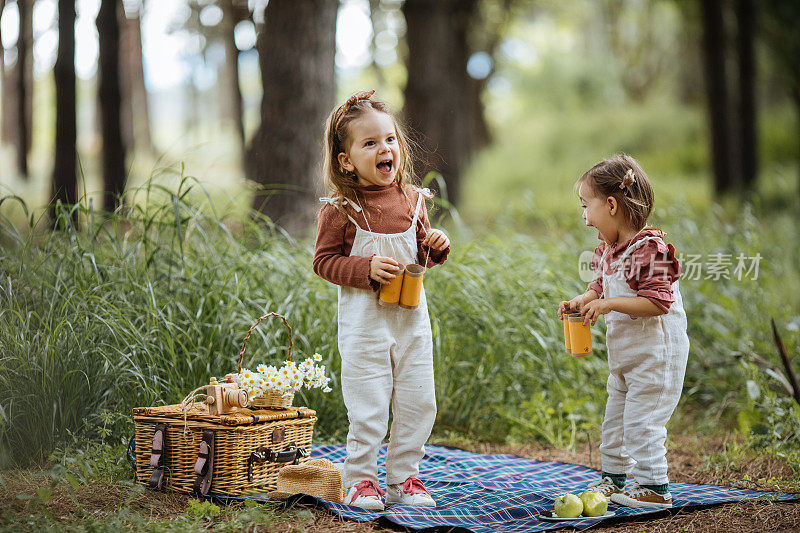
[558,289,599,320]
[370,256,401,285]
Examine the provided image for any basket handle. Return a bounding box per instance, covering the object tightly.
[237,313,294,373]
[247,443,308,483]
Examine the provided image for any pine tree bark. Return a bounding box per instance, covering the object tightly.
[700,0,735,194]
[760,0,800,210]
[119,1,151,153]
[0,0,7,145]
[51,0,77,223]
[402,0,478,205]
[221,0,244,148]
[97,0,127,211]
[14,0,34,177]
[245,0,336,233]
[736,0,757,190]
[795,87,800,212]
[119,4,134,152]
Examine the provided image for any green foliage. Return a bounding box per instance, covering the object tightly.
[737,361,800,472]
[1,165,799,470]
[185,499,221,521]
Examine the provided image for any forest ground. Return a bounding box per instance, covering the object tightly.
[2,434,798,532]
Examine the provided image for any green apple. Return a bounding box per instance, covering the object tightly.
[579,490,608,517]
[554,493,583,518]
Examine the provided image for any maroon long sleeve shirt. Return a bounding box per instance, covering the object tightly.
[313,184,449,291]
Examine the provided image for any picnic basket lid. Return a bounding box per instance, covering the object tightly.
[132,403,316,426]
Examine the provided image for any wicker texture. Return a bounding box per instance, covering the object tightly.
[134,403,315,495]
[250,389,294,409]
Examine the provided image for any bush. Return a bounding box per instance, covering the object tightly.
[1,176,798,468]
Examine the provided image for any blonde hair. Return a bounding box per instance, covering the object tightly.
[322,91,417,212]
[577,154,654,231]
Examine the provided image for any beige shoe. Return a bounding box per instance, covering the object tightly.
[344,480,385,511]
[610,481,672,508]
[386,476,436,507]
[586,476,624,498]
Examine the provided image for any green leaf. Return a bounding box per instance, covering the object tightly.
[65,473,81,491]
[36,487,52,504]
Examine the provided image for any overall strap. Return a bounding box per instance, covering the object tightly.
[410,187,433,229]
[611,235,663,269]
[319,196,363,229]
[600,244,611,266]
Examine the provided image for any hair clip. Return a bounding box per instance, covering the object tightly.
[334,90,376,127]
[619,169,636,190]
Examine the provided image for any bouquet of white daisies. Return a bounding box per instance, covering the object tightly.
[233,353,332,402]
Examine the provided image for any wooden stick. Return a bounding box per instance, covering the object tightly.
[744,351,795,397]
[771,318,800,407]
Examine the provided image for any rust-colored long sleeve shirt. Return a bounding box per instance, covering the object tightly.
[587,229,681,313]
[313,184,449,291]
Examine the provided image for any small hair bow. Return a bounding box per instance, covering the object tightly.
[319,196,362,212]
[619,169,636,190]
[333,90,376,127]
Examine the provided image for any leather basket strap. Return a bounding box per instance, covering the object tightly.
[193,429,215,496]
[148,424,167,490]
[247,442,309,483]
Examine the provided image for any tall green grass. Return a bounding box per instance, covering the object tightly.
[1,174,798,468]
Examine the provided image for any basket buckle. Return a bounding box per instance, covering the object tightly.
[147,424,166,490]
[247,443,306,483]
[193,429,215,496]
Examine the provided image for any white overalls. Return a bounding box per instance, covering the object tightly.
[598,235,690,486]
[321,188,437,489]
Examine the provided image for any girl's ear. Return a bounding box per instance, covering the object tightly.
[607,196,618,216]
[338,152,354,172]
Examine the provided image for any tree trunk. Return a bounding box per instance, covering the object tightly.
[736,0,757,190]
[402,0,478,205]
[468,0,514,153]
[795,88,800,212]
[0,0,8,146]
[367,0,387,89]
[51,0,77,224]
[675,2,705,105]
[14,0,34,177]
[759,1,800,207]
[119,1,152,153]
[245,0,337,233]
[700,0,735,194]
[130,0,152,152]
[221,0,244,148]
[97,0,127,212]
[118,4,134,152]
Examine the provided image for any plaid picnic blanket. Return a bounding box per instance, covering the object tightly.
[233,444,798,532]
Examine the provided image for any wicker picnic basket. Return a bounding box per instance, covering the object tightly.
[131,313,316,496]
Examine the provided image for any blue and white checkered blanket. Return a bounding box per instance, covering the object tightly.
[233,444,798,532]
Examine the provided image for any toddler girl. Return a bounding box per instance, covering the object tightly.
[558,154,689,508]
[313,91,450,510]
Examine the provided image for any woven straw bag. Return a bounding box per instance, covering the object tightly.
[267,458,344,503]
[237,312,295,409]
